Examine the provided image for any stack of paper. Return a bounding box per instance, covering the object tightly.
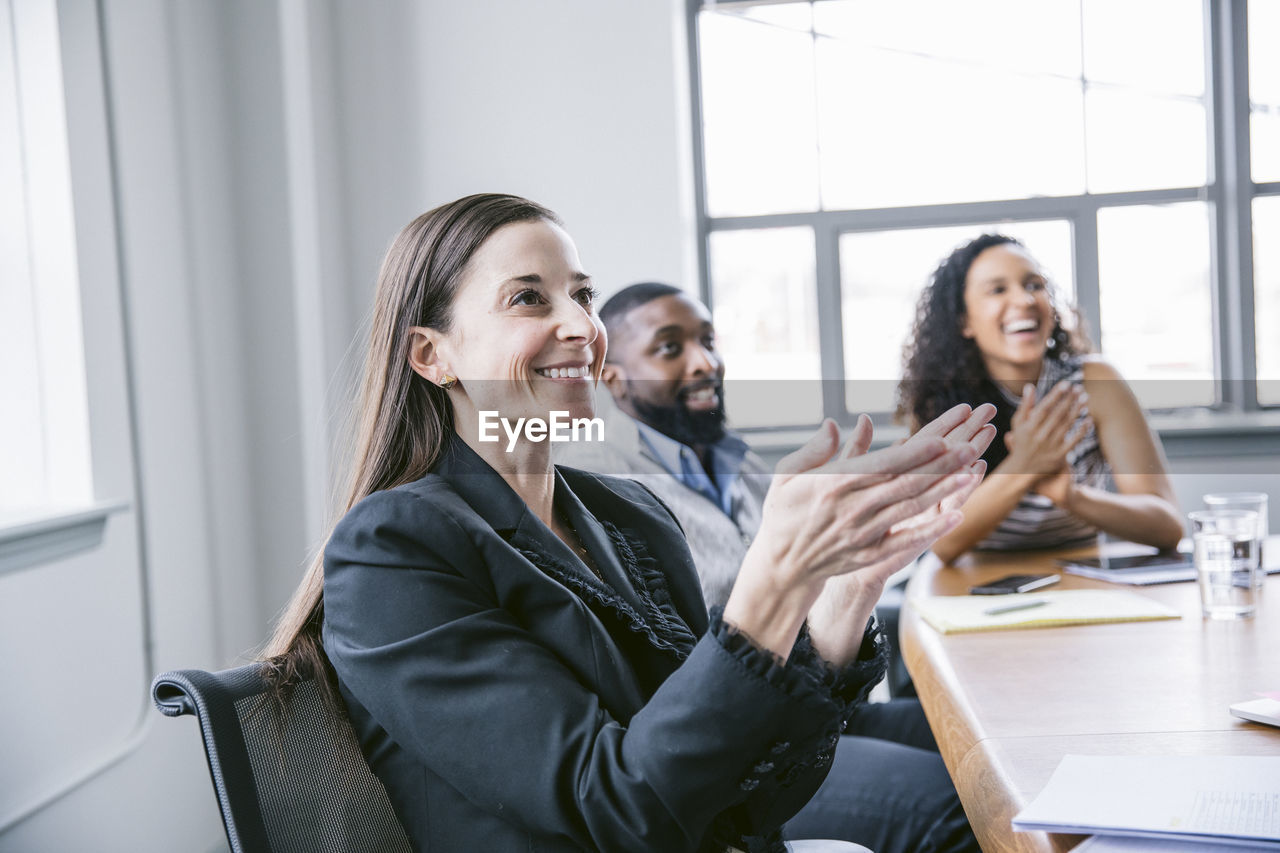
[1061,557,1280,587]
[1014,755,1280,848]
[1060,558,1197,586]
[1060,535,1280,586]
[910,589,1180,634]
[1076,836,1280,851]
[1231,697,1280,729]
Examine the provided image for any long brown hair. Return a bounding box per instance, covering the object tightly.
[261,194,562,710]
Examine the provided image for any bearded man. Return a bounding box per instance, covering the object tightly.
[559,282,978,853]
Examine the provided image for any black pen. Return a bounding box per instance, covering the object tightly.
[983,599,1048,616]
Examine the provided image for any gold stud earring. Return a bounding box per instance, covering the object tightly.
[439,375,457,390]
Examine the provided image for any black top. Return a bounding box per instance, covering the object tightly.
[322,435,887,853]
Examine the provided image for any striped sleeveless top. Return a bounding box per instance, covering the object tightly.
[977,356,1112,551]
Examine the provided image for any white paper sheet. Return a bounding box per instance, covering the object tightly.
[1013,755,1280,847]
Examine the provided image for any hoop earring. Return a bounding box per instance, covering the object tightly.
[439,375,457,390]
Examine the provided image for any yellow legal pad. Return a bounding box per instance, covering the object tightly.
[910,590,1181,634]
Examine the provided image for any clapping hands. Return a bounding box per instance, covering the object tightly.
[765,404,996,665]
[1004,383,1089,505]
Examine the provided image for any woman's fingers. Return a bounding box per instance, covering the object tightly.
[1049,385,1085,424]
[939,404,992,466]
[841,413,874,460]
[940,402,997,443]
[970,423,997,458]
[1034,381,1069,408]
[1012,385,1060,455]
[822,435,951,487]
[775,418,840,478]
[849,508,964,575]
[1012,383,1037,428]
[903,458,987,527]
[1026,385,1079,444]
[768,426,955,554]
[824,443,978,547]
[869,434,979,498]
[940,459,987,515]
[1061,414,1093,452]
[913,403,973,440]
[768,406,988,581]
[1003,385,1086,475]
[894,437,979,482]
[1044,389,1086,444]
[1022,383,1063,429]
[861,461,978,537]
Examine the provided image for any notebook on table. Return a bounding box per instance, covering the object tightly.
[910,589,1180,634]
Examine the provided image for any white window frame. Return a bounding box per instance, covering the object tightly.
[0,0,131,575]
[686,0,1280,442]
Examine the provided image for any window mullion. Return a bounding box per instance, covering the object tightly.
[686,0,713,307]
[1208,0,1256,411]
[1073,200,1103,351]
[813,222,845,422]
[704,188,1203,234]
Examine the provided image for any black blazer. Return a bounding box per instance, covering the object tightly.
[322,436,886,853]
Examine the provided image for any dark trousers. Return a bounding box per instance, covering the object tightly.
[782,698,979,853]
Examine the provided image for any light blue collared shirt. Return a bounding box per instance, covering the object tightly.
[634,421,750,519]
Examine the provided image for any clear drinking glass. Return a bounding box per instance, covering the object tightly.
[1204,492,1268,588]
[1189,509,1260,620]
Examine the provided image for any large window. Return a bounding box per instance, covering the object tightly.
[0,0,92,516]
[691,0,1278,424]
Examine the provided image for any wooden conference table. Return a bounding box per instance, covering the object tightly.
[901,541,1280,852]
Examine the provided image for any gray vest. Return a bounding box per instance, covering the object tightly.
[557,401,771,609]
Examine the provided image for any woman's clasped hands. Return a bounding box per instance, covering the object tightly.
[722,403,997,665]
[1003,382,1089,505]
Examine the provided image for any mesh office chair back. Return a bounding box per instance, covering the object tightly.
[151,663,412,853]
[152,664,870,853]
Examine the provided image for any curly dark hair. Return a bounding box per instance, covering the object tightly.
[894,233,1090,469]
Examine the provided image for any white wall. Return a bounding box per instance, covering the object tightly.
[321,0,700,311]
[0,1,696,850]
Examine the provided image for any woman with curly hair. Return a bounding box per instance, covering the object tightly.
[896,233,1183,564]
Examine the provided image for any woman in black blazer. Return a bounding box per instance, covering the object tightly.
[264,193,995,853]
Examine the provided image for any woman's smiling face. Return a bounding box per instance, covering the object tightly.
[961,243,1055,379]
[428,218,606,430]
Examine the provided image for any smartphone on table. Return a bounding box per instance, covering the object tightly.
[969,573,1060,595]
